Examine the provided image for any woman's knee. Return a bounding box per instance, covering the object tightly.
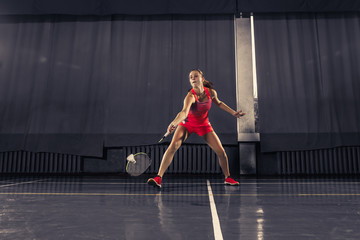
[216,148,227,159]
[168,141,182,153]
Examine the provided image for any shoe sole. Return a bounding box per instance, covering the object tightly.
[224,182,239,186]
[147,178,161,188]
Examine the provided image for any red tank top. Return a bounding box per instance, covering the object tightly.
[184,88,212,126]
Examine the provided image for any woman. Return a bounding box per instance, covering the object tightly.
[147,69,246,188]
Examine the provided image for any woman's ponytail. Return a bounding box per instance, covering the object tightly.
[203,79,214,89]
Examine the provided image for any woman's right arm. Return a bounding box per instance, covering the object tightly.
[167,92,194,134]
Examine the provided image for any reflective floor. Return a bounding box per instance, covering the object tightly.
[1,175,360,240]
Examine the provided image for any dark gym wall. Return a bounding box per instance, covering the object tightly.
[0,14,237,157]
[254,13,360,153]
[1,1,360,176]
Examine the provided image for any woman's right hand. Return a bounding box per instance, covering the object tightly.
[167,123,177,134]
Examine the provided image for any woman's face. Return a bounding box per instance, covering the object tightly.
[189,71,203,88]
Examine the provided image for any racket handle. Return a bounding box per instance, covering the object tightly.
[158,131,170,143]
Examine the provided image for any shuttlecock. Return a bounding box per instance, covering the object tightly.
[126,154,136,163]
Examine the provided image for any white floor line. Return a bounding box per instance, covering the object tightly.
[31,181,360,185]
[35,181,211,185]
[0,179,45,188]
[207,180,223,240]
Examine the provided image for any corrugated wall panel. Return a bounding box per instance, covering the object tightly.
[278,146,360,175]
[0,151,82,173]
[1,145,235,174]
[123,144,224,174]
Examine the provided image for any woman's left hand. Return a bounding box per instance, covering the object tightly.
[233,110,246,118]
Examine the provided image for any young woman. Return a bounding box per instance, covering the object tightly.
[147,69,246,188]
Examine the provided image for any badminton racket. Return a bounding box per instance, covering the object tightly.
[158,131,170,143]
[125,130,170,176]
[126,152,152,176]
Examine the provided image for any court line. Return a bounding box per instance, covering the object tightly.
[207,180,223,240]
[29,181,360,185]
[0,192,360,197]
[0,179,45,188]
[37,178,360,182]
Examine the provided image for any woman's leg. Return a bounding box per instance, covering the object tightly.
[157,125,188,177]
[202,131,230,178]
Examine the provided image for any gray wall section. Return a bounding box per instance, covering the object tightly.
[83,149,125,173]
[257,151,280,176]
[239,143,256,175]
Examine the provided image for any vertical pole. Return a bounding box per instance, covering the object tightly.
[234,14,259,175]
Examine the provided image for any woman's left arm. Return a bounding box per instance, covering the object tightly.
[210,89,246,118]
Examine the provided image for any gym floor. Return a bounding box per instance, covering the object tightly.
[1,175,360,240]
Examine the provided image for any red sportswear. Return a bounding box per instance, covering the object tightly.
[179,87,214,136]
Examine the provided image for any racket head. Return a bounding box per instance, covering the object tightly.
[126,152,151,176]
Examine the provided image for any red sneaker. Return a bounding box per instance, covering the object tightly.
[224,177,239,186]
[147,176,162,188]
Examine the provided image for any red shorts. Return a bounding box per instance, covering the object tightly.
[179,121,213,136]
